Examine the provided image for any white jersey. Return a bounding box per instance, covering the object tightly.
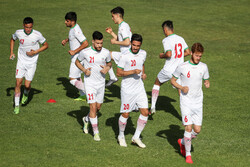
[118,21,132,52]
[69,24,87,62]
[78,46,111,87]
[162,34,188,73]
[118,49,147,94]
[173,61,209,106]
[12,29,46,65]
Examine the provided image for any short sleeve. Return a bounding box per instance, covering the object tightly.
[162,38,171,53]
[172,65,182,79]
[106,52,111,63]
[203,64,209,80]
[12,31,18,40]
[38,33,46,44]
[75,28,86,43]
[120,24,131,40]
[182,39,188,50]
[77,50,85,62]
[117,54,126,69]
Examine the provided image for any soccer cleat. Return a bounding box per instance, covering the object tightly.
[13,106,20,114]
[21,94,28,104]
[132,138,146,148]
[178,138,186,157]
[82,117,89,134]
[105,78,118,87]
[74,95,86,101]
[94,133,101,141]
[186,155,193,164]
[150,108,156,115]
[118,136,127,147]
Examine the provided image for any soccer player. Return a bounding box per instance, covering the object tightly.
[62,12,89,101]
[105,6,132,87]
[171,43,210,164]
[150,20,190,114]
[116,34,148,148]
[75,31,112,141]
[10,17,49,114]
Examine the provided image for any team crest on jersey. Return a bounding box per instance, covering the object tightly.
[20,39,24,44]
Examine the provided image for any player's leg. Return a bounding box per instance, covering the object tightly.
[69,62,86,100]
[89,102,100,141]
[21,80,31,104]
[14,78,23,114]
[192,125,201,139]
[118,112,129,147]
[106,51,119,87]
[150,77,162,114]
[184,125,193,163]
[192,106,203,139]
[132,108,148,148]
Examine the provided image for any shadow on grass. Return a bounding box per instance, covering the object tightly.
[67,106,103,135]
[147,91,182,121]
[56,77,79,99]
[104,82,120,103]
[6,86,43,107]
[156,124,194,156]
[105,113,137,139]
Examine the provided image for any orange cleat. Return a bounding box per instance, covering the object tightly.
[186,155,193,164]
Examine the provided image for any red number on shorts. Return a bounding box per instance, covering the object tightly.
[131,60,136,67]
[123,104,129,110]
[184,116,188,122]
[90,56,94,63]
[16,69,19,75]
[174,43,183,58]
[88,93,94,100]
[187,71,190,78]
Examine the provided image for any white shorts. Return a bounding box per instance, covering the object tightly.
[120,89,148,113]
[16,61,37,81]
[69,62,82,78]
[180,103,203,126]
[111,51,122,65]
[157,69,172,83]
[85,84,105,104]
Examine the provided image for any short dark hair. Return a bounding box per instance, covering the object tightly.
[191,43,204,53]
[92,31,103,40]
[162,20,173,30]
[111,6,124,18]
[131,34,143,43]
[23,17,33,24]
[65,12,77,22]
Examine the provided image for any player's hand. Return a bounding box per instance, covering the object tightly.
[26,49,37,56]
[105,27,113,34]
[84,68,91,76]
[110,38,117,44]
[100,65,110,74]
[141,73,147,80]
[9,53,15,60]
[62,39,68,46]
[204,80,210,88]
[134,69,141,74]
[159,53,165,58]
[181,86,189,94]
[68,50,76,56]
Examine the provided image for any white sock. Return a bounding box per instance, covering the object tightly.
[70,79,85,96]
[133,114,148,139]
[15,92,20,106]
[89,116,99,134]
[151,85,160,109]
[184,131,192,156]
[118,115,128,137]
[191,129,198,139]
[108,67,117,80]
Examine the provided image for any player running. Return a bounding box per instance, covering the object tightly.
[75,31,112,141]
[105,6,132,87]
[171,43,210,164]
[150,20,190,114]
[116,34,148,148]
[10,17,49,114]
[62,12,89,101]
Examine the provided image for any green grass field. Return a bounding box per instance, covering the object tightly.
[1,0,249,166]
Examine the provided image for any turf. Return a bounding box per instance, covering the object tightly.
[0,0,249,166]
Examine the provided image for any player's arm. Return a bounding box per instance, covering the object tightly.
[184,48,191,57]
[75,59,91,76]
[100,61,112,75]
[106,27,118,39]
[141,64,147,80]
[10,38,16,60]
[69,40,89,56]
[62,38,69,46]
[159,50,171,58]
[111,37,130,46]
[26,42,49,56]
[117,67,141,77]
[204,79,210,88]
[171,76,189,93]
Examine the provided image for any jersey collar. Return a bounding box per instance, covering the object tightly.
[91,46,97,51]
[71,24,77,29]
[24,29,33,35]
[129,49,139,55]
[119,21,124,26]
[188,60,199,65]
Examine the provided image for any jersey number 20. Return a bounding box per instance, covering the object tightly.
[175,43,182,58]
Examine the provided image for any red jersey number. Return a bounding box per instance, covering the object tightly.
[131,60,136,67]
[89,56,94,63]
[187,71,190,78]
[175,43,183,58]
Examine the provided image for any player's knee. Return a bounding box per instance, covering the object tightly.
[185,125,192,132]
[194,128,201,134]
[122,112,129,118]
